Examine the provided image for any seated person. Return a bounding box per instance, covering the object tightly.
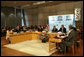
[28,28,32,32]
[33,28,38,32]
[41,25,44,31]
[1,28,5,37]
[52,26,58,32]
[26,27,30,30]
[15,26,21,33]
[31,25,34,29]
[58,25,77,53]
[38,26,42,32]
[20,26,23,31]
[72,27,80,47]
[1,27,6,37]
[22,26,27,32]
[59,25,66,33]
[43,26,49,32]
[34,25,38,30]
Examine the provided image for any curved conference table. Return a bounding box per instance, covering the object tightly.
[9,32,64,44]
[8,31,65,54]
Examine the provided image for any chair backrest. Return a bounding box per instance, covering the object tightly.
[76,31,80,40]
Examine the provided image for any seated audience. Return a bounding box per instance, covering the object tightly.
[52,26,58,32]
[41,25,44,31]
[43,26,49,32]
[59,25,66,33]
[20,26,23,31]
[38,26,42,32]
[27,26,30,30]
[1,27,6,37]
[33,28,38,32]
[22,26,27,32]
[28,27,32,32]
[1,28,5,37]
[34,25,38,30]
[15,26,21,33]
[5,26,9,30]
[31,25,34,29]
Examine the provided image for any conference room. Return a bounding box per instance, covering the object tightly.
[1,1,83,56]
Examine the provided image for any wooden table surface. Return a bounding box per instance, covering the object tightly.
[9,32,64,44]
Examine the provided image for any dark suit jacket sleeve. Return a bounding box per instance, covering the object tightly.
[64,28,66,33]
[56,28,58,32]
[52,29,54,32]
[59,28,61,31]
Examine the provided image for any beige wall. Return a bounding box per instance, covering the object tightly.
[37,1,83,27]
[24,1,83,28]
[24,8,38,26]
[2,1,82,28]
[1,7,17,27]
[1,7,22,27]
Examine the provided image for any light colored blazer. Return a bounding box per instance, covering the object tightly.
[6,30,13,40]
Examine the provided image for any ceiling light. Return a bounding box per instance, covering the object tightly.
[48,1,53,2]
[21,4,30,8]
[33,1,45,5]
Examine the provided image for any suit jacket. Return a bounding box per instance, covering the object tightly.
[59,27,66,33]
[65,29,77,46]
[38,28,42,32]
[15,29,21,33]
[68,29,77,41]
[52,28,58,32]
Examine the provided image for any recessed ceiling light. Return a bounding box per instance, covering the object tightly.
[48,1,53,2]
[33,1,45,5]
[21,4,30,8]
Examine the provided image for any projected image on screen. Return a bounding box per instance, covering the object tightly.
[57,16,63,21]
[48,14,75,32]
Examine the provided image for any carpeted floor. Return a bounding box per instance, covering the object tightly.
[4,40,51,56]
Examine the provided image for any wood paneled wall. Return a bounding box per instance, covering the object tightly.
[24,8,38,26]
[1,7,22,27]
[1,1,83,29]
[24,1,83,28]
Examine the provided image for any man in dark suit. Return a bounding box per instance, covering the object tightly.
[15,26,21,33]
[52,26,58,32]
[58,25,77,53]
[22,26,27,32]
[59,25,66,33]
[38,26,42,32]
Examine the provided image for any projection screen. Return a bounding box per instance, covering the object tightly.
[48,14,75,32]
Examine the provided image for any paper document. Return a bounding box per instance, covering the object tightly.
[58,32,62,33]
[60,36,67,38]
